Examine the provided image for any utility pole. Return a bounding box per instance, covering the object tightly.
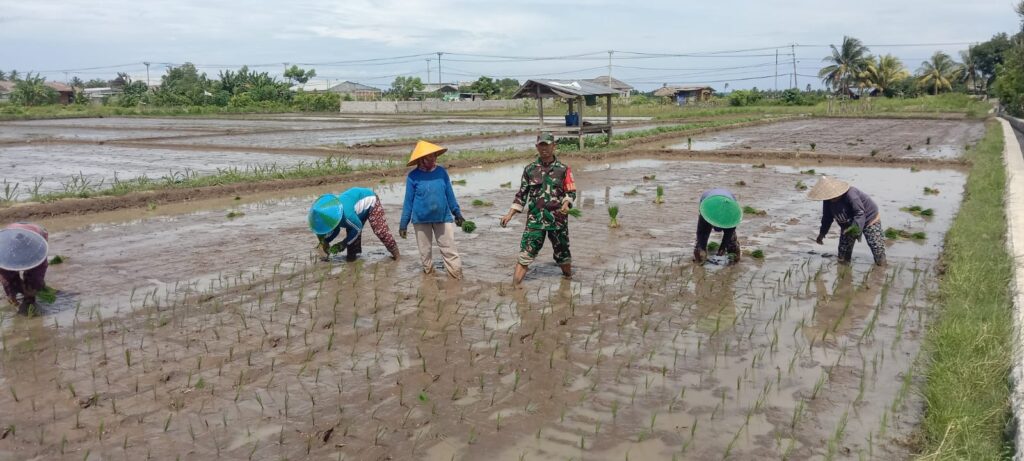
[144,62,151,87]
[791,44,798,89]
[774,49,778,91]
[426,59,431,83]
[607,50,613,88]
[436,52,443,84]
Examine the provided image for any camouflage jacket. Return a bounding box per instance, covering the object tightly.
[511,156,577,230]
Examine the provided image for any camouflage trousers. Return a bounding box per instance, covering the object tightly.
[518,227,571,266]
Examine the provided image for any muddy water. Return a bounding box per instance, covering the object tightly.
[144,123,533,148]
[0,157,964,460]
[0,126,214,142]
[1,117,382,132]
[667,118,985,160]
[0,144,390,199]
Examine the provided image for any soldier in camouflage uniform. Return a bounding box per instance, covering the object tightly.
[500,132,577,285]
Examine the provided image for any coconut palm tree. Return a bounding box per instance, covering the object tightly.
[958,47,980,93]
[818,36,871,96]
[863,55,909,97]
[917,52,962,95]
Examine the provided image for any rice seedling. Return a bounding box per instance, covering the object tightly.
[37,287,58,304]
[567,208,582,218]
[654,185,665,204]
[910,166,921,172]
[735,180,747,186]
[500,181,512,188]
[923,186,940,195]
[884,227,926,240]
[752,163,766,168]
[810,142,816,151]
[800,169,816,175]
[471,199,493,207]
[742,205,767,216]
[624,188,639,196]
[49,255,65,265]
[750,249,765,259]
[643,174,656,180]
[451,179,467,185]
[461,220,477,233]
[795,181,808,191]
[901,205,934,217]
[608,204,620,228]
[226,211,245,219]
[906,144,912,150]
[870,149,879,156]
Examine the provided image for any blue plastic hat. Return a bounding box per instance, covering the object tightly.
[308,194,342,236]
[0,228,49,271]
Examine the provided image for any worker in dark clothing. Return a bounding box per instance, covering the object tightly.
[694,188,743,264]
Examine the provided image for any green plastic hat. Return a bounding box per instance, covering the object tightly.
[699,195,743,229]
[308,194,342,236]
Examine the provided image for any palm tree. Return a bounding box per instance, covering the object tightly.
[0,70,6,81]
[8,70,20,81]
[70,76,84,89]
[863,55,909,96]
[818,36,871,96]
[958,47,980,93]
[917,52,962,95]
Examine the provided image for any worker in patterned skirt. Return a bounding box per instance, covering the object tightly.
[308,187,400,261]
[500,132,577,286]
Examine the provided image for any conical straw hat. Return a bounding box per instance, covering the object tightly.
[807,176,851,200]
[0,228,49,271]
[699,195,743,229]
[308,194,342,236]
[407,140,448,167]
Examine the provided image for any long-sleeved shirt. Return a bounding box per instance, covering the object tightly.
[399,166,462,230]
[511,156,577,231]
[695,189,737,251]
[322,187,378,246]
[818,186,879,238]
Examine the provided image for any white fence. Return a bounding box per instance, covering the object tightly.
[339,99,529,114]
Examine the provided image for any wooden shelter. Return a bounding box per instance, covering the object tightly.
[511,79,618,150]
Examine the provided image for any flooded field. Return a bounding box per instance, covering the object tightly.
[0,144,391,199]
[668,118,984,160]
[142,123,534,148]
[0,149,965,460]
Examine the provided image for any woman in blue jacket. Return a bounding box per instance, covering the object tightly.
[399,141,465,279]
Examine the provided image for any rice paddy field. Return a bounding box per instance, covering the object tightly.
[0,114,992,460]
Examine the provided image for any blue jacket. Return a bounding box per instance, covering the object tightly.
[400,167,462,230]
[323,187,378,246]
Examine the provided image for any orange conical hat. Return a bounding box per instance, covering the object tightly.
[407,140,448,167]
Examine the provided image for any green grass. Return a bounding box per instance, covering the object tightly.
[919,120,1012,459]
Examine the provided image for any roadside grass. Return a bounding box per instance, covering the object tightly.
[919,120,1013,459]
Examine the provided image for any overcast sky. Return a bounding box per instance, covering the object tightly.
[0,0,1019,91]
